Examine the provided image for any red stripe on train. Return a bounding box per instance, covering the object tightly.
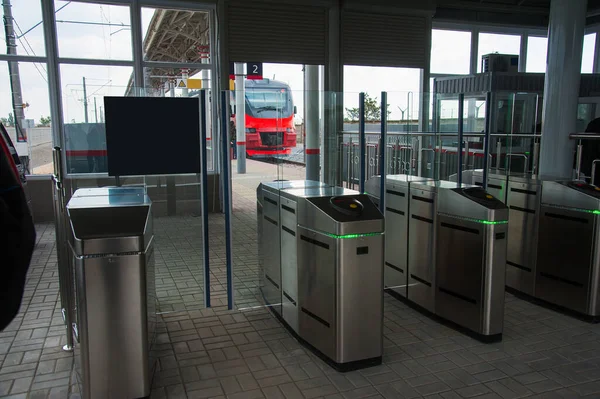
[66,150,108,156]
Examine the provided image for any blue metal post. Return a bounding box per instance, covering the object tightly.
[482,92,492,190]
[359,92,366,193]
[200,91,211,307]
[379,92,387,212]
[457,93,465,187]
[220,91,234,310]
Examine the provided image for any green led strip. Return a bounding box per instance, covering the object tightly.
[439,212,508,225]
[323,232,383,239]
[546,204,600,215]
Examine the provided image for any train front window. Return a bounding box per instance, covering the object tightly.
[245,89,292,118]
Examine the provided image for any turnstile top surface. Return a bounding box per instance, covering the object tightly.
[472,169,507,180]
[298,194,383,236]
[68,188,151,209]
[542,180,600,212]
[507,174,543,185]
[412,180,475,193]
[71,187,146,199]
[282,186,358,200]
[260,180,326,195]
[438,186,508,222]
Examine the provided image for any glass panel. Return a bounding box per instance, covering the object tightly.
[141,7,211,64]
[526,36,548,73]
[1,0,46,56]
[0,61,51,174]
[431,29,471,75]
[477,33,521,72]
[582,33,596,73]
[55,1,132,60]
[60,64,133,174]
[63,85,210,311]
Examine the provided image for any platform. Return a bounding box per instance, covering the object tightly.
[1,160,600,398]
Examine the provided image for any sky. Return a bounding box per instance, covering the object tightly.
[0,1,598,125]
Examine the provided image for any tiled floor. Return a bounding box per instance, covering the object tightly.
[2,161,600,398]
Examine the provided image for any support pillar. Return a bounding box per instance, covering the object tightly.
[235,62,246,174]
[539,0,587,179]
[305,65,320,181]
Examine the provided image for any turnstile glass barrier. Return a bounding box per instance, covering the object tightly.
[536,181,600,319]
[66,188,156,398]
[257,182,385,371]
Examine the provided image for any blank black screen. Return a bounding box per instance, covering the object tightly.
[104,96,201,176]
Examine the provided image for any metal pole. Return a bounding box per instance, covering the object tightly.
[235,62,246,174]
[482,92,492,190]
[379,91,387,212]
[359,92,366,193]
[94,97,98,123]
[3,0,29,172]
[457,93,465,187]
[576,140,583,180]
[82,77,88,123]
[305,65,320,181]
[200,91,211,307]
[496,141,502,169]
[221,91,234,310]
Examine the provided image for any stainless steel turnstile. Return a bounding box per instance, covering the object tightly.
[505,175,542,296]
[256,180,327,316]
[67,188,156,398]
[257,183,385,370]
[437,185,508,339]
[366,175,433,299]
[472,169,507,201]
[536,181,600,318]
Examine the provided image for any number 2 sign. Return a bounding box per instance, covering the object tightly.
[246,62,263,80]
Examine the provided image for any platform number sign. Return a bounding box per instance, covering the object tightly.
[246,62,263,80]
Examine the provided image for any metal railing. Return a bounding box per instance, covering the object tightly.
[339,131,542,187]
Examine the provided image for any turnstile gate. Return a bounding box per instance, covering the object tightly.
[257,183,385,370]
[536,181,600,318]
[367,176,509,340]
[366,175,433,299]
[256,180,327,316]
[437,186,508,339]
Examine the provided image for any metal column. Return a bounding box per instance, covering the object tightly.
[235,62,246,173]
[221,92,234,310]
[200,91,211,307]
[457,94,465,186]
[379,92,387,213]
[359,92,366,193]
[539,0,587,179]
[305,65,320,181]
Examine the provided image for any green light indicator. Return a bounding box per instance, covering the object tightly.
[324,232,383,239]
[481,220,509,225]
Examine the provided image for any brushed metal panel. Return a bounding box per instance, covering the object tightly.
[505,179,540,296]
[436,215,484,334]
[384,184,409,296]
[298,227,336,360]
[337,235,384,363]
[262,210,282,314]
[590,218,600,316]
[481,224,507,336]
[76,252,152,398]
[536,206,594,314]
[280,197,299,333]
[408,189,436,312]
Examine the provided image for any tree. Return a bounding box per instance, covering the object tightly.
[344,93,391,122]
[38,116,51,127]
[1,113,15,126]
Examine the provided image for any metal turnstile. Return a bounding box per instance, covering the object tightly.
[436,185,508,339]
[472,169,507,201]
[296,189,384,370]
[256,180,327,316]
[505,175,542,296]
[536,181,600,318]
[365,175,433,299]
[67,188,156,398]
[258,183,385,370]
